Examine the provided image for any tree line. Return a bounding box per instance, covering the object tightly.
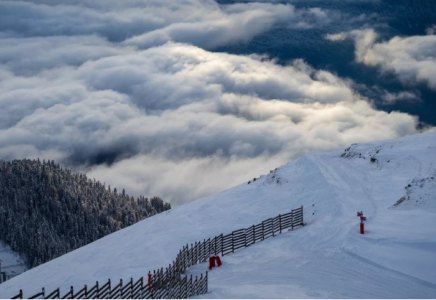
[0,159,170,268]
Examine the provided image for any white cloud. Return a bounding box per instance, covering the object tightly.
[381,91,420,104]
[124,3,337,49]
[0,0,334,50]
[325,32,347,41]
[0,35,130,76]
[426,25,436,35]
[0,41,421,205]
[0,1,428,206]
[348,29,436,90]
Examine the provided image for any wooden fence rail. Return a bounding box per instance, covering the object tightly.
[11,206,303,299]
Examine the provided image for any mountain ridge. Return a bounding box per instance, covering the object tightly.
[1,131,435,298]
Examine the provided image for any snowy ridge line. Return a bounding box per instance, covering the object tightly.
[9,206,303,299]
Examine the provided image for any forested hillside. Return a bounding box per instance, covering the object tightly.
[0,159,170,268]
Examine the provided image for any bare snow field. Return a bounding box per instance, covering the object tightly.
[1,131,436,298]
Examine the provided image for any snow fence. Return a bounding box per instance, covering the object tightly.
[11,206,303,299]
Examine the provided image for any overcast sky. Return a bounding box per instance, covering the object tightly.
[1,0,434,206]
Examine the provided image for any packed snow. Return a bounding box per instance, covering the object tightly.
[0,131,435,298]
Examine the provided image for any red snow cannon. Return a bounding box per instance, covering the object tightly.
[208,257,216,270]
[209,256,222,270]
[359,216,367,234]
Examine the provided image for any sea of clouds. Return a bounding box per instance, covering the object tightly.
[0,0,433,205]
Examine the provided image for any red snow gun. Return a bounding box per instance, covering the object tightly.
[357,212,367,234]
[359,216,367,234]
[209,256,222,270]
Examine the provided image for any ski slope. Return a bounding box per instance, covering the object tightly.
[1,131,436,298]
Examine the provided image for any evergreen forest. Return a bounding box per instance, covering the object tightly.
[0,159,171,268]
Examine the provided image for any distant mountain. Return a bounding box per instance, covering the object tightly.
[0,159,170,269]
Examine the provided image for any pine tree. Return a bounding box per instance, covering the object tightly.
[0,159,171,269]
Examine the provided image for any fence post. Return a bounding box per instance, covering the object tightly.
[186,244,189,268]
[301,205,304,226]
[173,261,176,282]
[221,234,224,257]
[204,239,207,262]
[70,286,74,299]
[262,221,264,240]
[191,243,194,266]
[231,231,234,253]
[272,218,275,237]
[192,242,196,265]
[181,246,185,272]
[197,241,200,263]
[206,238,212,261]
[190,275,193,298]
[195,241,199,264]
[199,274,203,296]
[191,242,197,266]
[279,214,282,233]
[119,279,123,298]
[210,237,213,256]
[291,209,294,230]
[198,241,201,263]
[185,276,189,298]
[202,239,205,262]
[96,281,99,298]
[130,277,133,298]
[84,285,87,298]
[140,276,144,299]
[42,287,45,298]
[108,279,111,299]
[206,271,208,294]
[177,250,181,274]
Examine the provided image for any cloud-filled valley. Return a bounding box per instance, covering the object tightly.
[0,0,433,205]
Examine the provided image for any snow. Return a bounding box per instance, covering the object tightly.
[1,131,436,298]
[0,242,27,284]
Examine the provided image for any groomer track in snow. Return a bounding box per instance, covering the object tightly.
[1,131,436,298]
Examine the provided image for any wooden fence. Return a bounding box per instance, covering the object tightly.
[10,206,303,299]
[176,205,304,264]
[11,273,207,300]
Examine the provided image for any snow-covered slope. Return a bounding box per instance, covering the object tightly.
[1,131,436,298]
[0,242,27,284]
